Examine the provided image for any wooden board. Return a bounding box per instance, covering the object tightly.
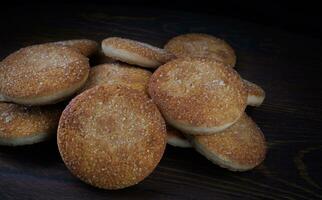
[0,3,322,200]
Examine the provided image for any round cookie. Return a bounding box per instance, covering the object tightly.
[149,57,247,135]
[50,39,98,57]
[243,80,266,107]
[0,102,62,146]
[81,63,152,94]
[57,85,167,189]
[189,113,266,171]
[167,125,191,148]
[164,33,236,67]
[0,44,90,105]
[102,37,175,68]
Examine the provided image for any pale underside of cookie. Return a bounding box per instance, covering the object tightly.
[57,85,167,189]
[50,39,99,57]
[81,63,152,94]
[102,37,175,68]
[166,117,239,136]
[0,77,88,106]
[0,44,90,105]
[189,114,266,171]
[0,102,62,146]
[243,79,266,107]
[164,33,236,67]
[0,133,53,146]
[149,57,247,135]
[167,125,191,148]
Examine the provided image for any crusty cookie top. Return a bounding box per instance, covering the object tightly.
[57,85,166,189]
[81,63,152,93]
[192,114,266,168]
[149,57,247,127]
[0,102,62,138]
[0,44,90,99]
[164,33,236,67]
[50,39,98,57]
[102,37,175,64]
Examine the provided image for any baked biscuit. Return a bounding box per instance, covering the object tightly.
[0,44,90,105]
[149,58,247,135]
[243,80,266,107]
[102,37,175,68]
[57,85,167,189]
[164,33,236,67]
[189,113,266,171]
[0,102,62,146]
[50,39,98,57]
[81,63,151,94]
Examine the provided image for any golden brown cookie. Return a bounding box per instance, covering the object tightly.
[149,57,247,135]
[243,80,266,107]
[102,37,175,68]
[0,44,90,105]
[81,63,152,94]
[57,85,167,189]
[0,102,62,146]
[50,39,98,57]
[189,113,266,171]
[164,33,236,67]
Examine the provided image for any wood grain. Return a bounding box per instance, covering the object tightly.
[0,3,322,200]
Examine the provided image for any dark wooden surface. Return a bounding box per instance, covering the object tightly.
[1,3,322,200]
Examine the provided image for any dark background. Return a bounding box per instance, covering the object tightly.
[1,1,322,199]
[2,0,322,39]
[110,0,322,39]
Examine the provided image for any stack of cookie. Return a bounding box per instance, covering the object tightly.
[0,33,266,190]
